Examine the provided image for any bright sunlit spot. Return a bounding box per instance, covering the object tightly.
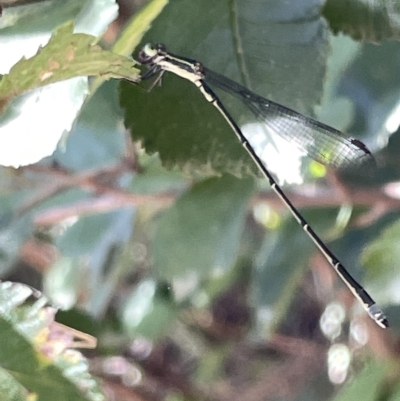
[0,31,88,167]
[255,306,275,337]
[0,78,88,167]
[327,344,351,384]
[253,203,281,229]
[122,280,156,330]
[0,33,50,73]
[43,257,79,309]
[382,274,400,304]
[173,272,200,302]
[384,100,400,134]
[350,320,369,347]
[309,160,327,178]
[320,302,346,340]
[242,122,306,185]
[383,181,400,198]
[0,3,118,167]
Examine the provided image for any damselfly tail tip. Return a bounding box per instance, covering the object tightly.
[368,304,389,329]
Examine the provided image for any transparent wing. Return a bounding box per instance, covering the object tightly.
[204,67,374,171]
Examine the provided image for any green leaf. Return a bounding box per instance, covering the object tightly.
[152,174,255,279]
[47,209,135,313]
[0,194,34,276]
[53,80,127,170]
[252,218,314,316]
[251,209,331,333]
[0,22,139,113]
[323,0,400,43]
[388,371,400,401]
[121,0,329,177]
[112,0,169,56]
[250,206,371,334]
[315,34,361,130]
[121,280,177,340]
[336,39,400,149]
[55,210,133,257]
[361,218,400,305]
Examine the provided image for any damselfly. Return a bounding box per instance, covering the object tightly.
[138,43,388,329]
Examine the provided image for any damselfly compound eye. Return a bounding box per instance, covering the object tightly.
[143,43,157,57]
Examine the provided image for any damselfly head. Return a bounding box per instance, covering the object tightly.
[139,43,167,64]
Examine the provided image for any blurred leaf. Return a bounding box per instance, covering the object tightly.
[361,218,400,306]
[121,279,177,340]
[49,209,135,314]
[252,218,314,306]
[128,152,186,194]
[121,0,329,177]
[44,256,84,310]
[0,2,132,168]
[152,174,254,280]
[0,193,34,275]
[0,214,33,275]
[195,346,228,384]
[0,0,85,31]
[388,370,400,401]
[251,207,372,334]
[56,209,134,257]
[323,0,400,43]
[315,34,361,131]
[251,213,319,335]
[0,22,138,113]
[112,0,169,56]
[332,360,388,401]
[337,40,400,151]
[74,0,118,37]
[53,80,126,171]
